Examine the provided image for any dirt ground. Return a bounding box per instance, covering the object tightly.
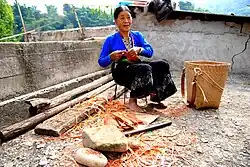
[0,72,249,167]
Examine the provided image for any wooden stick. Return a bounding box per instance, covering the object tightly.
[123,121,172,137]
[27,74,113,115]
[0,81,116,143]
[72,5,84,36]
[15,0,28,41]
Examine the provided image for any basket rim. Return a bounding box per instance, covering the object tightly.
[184,60,231,67]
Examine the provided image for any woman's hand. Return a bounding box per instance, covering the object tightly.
[126,47,141,61]
[110,50,126,61]
[127,47,141,56]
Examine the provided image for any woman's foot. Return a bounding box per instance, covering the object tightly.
[127,98,145,112]
[148,102,167,109]
[150,92,161,103]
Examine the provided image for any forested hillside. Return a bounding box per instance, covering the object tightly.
[179,0,250,16]
[2,1,249,41]
[12,3,114,35]
[205,0,250,16]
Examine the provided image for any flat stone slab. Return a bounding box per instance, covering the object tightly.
[82,125,128,152]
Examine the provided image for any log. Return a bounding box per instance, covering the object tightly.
[34,85,126,137]
[25,98,52,112]
[0,81,117,143]
[27,74,113,115]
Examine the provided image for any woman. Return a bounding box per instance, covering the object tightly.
[98,6,177,112]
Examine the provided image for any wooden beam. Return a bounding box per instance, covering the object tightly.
[26,74,113,115]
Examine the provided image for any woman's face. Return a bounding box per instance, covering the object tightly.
[115,11,132,32]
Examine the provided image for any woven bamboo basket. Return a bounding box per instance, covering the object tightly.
[181,60,231,109]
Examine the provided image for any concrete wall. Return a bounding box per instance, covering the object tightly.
[27,13,250,74]
[28,25,116,42]
[132,13,250,74]
[2,12,250,101]
[0,39,105,101]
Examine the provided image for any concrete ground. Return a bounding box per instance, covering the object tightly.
[0,72,249,167]
[161,72,250,167]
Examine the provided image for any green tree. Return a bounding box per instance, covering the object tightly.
[11,3,114,40]
[63,4,77,28]
[12,4,41,34]
[12,4,66,34]
[179,1,194,11]
[76,6,114,27]
[178,1,210,13]
[185,0,250,16]
[40,5,65,31]
[0,0,14,39]
[63,4,114,28]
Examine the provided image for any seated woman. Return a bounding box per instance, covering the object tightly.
[98,5,177,112]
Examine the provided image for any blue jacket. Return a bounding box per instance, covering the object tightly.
[98,31,154,68]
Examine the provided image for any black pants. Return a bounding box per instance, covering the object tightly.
[111,59,177,102]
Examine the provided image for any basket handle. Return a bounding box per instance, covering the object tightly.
[181,68,186,98]
[181,67,196,106]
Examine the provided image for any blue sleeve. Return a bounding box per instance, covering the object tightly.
[137,32,154,58]
[98,37,112,68]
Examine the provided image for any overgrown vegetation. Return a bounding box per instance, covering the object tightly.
[0,0,14,39]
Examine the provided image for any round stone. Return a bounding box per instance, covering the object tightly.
[74,148,108,167]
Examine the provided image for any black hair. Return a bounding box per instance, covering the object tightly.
[114,6,131,20]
